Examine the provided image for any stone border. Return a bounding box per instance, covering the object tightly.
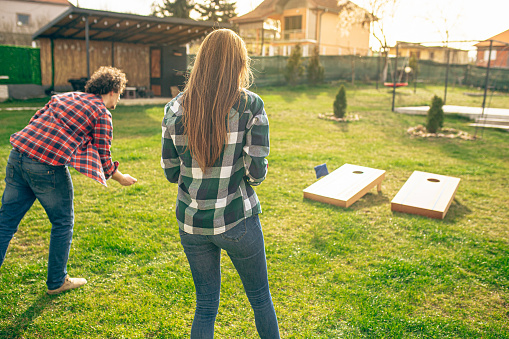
[407,125,475,140]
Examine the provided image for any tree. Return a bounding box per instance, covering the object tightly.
[307,46,324,85]
[196,0,237,23]
[409,54,419,92]
[426,95,444,133]
[337,0,399,83]
[151,0,195,19]
[284,44,305,86]
[333,85,347,119]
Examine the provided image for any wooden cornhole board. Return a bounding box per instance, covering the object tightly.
[303,164,386,207]
[391,171,460,219]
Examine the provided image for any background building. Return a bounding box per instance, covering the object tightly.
[475,29,509,69]
[390,42,470,65]
[0,0,71,46]
[231,0,372,56]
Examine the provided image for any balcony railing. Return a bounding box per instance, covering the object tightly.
[283,29,305,41]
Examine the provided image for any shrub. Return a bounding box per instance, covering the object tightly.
[426,95,444,133]
[284,44,304,86]
[333,85,347,118]
[307,46,324,85]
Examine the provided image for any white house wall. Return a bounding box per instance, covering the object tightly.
[0,0,70,46]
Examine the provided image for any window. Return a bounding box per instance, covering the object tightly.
[410,51,421,58]
[284,16,302,31]
[17,13,30,26]
[484,49,497,61]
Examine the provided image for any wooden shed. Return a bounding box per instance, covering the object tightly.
[32,6,228,96]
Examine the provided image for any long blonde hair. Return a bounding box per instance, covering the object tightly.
[183,29,253,171]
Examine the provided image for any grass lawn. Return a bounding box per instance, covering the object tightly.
[0,84,508,338]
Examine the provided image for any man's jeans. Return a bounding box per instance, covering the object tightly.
[179,214,280,339]
[0,149,74,290]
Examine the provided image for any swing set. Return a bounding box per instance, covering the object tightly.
[383,56,409,88]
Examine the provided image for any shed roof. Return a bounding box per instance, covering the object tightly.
[33,6,228,46]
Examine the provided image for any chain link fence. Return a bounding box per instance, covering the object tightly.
[229,55,509,91]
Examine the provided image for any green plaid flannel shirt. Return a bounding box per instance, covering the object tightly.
[161,90,269,235]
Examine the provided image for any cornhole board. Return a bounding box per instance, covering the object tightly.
[303,164,386,207]
[391,171,460,219]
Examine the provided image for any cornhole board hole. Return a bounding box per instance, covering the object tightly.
[303,164,386,207]
[391,171,460,219]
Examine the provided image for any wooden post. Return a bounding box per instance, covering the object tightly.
[51,38,55,89]
[111,41,115,67]
[85,15,90,78]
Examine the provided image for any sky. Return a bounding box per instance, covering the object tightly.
[68,0,509,51]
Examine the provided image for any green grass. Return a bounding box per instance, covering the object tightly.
[0,84,508,338]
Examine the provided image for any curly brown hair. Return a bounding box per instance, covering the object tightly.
[84,66,127,95]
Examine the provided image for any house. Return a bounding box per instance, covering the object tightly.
[0,0,71,46]
[230,0,372,56]
[390,41,469,65]
[475,29,509,68]
[32,7,226,97]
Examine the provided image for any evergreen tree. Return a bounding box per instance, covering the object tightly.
[152,0,195,19]
[284,44,304,86]
[307,46,324,85]
[409,55,419,78]
[196,0,237,23]
[426,95,444,133]
[333,85,347,119]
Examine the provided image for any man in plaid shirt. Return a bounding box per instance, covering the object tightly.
[0,66,137,294]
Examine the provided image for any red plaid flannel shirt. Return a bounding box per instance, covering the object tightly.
[10,92,119,186]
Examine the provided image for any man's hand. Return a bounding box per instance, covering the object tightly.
[112,170,138,186]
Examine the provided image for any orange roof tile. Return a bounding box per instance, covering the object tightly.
[231,0,370,24]
[475,29,509,47]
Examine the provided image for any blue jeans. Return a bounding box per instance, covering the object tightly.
[179,214,280,339]
[0,149,74,290]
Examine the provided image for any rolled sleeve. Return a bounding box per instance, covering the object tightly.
[93,112,118,179]
[243,101,269,186]
[161,116,181,183]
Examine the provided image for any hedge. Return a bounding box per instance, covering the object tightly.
[0,45,41,85]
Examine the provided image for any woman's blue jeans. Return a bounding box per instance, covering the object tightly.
[179,214,280,339]
[0,149,74,290]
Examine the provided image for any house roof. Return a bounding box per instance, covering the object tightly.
[396,41,467,52]
[17,0,70,5]
[231,0,372,24]
[33,6,229,46]
[475,29,509,47]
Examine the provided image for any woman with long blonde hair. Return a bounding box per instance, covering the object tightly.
[161,29,280,338]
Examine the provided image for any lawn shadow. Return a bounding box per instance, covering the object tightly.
[443,198,472,223]
[349,192,391,210]
[335,121,350,133]
[305,91,318,101]
[0,294,55,338]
